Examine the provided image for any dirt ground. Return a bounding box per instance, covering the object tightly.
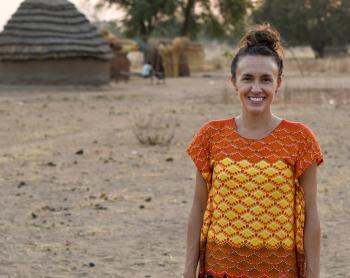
[0,72,349,277]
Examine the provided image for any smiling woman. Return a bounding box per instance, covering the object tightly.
[184,24,323,278]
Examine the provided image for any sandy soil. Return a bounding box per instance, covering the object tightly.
[0,73,349,277]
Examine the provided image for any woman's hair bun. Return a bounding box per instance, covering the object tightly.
[239,23,283,57]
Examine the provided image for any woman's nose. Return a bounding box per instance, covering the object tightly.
[251,82,262,93]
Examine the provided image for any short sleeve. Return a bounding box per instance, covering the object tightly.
[295,124,323,179]
[186,122,212,187]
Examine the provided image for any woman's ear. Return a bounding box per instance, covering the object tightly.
[277,77,282,90]
[230,77,237,90]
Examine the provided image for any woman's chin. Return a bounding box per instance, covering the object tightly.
[243,104,268,115]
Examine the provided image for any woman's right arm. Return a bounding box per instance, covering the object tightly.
[183,170,208,278]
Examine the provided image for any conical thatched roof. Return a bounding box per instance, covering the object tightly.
[0,0,113,61]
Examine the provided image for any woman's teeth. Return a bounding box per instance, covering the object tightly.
[248,97,264,102]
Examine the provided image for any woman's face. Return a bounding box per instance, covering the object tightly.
[232,55,281,115]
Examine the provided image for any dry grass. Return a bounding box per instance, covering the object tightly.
[202,43,350,75]
[285,56,350,75]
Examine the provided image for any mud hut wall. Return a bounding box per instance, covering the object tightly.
[110,50,130,81]
[0,59,110,85]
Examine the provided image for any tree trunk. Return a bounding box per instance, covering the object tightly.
[139,20,148,42]
[181,0,195,37]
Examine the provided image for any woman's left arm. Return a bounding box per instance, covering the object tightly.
[299,163,320,278]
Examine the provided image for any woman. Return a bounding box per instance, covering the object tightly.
[184,24,323,278]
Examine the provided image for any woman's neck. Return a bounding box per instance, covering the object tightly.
[238,111,275,130]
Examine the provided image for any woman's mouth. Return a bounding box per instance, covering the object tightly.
[248,96,265,102]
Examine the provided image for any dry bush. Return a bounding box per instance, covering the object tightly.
[132,110,176,146]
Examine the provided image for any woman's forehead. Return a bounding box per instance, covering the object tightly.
[237,55,279,76]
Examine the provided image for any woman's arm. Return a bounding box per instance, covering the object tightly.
[299,163,320,278]
[183,170,208,278]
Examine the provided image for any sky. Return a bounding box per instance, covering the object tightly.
[0,0,120,31]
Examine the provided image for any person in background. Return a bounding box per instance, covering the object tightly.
[142,61,153,78]
[154,60,165,84]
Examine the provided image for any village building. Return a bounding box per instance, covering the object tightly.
[0,0,113,85]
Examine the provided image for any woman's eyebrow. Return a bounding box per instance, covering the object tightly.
[261,74,273,78]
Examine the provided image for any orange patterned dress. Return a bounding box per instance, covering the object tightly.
[186,118,323,278]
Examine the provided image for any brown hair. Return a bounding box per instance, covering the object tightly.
[231,23,284,79]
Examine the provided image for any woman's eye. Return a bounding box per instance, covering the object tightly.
[262,78,272,83]
[242,77,252,81]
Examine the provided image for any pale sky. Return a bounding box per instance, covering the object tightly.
[0,0,120,31]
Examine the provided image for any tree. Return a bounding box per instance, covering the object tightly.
[98,0,176,41]
[179,0,197,38]
[253,0,350,57]
[178,0,252,39]
[99,0,252,40]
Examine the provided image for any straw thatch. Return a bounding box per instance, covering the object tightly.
[159,37,205,77]
[187,42,205,73]
[0,0,113,61]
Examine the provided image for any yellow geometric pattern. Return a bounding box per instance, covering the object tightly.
[206,158,296,249]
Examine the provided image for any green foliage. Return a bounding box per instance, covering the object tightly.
[99,0,252,40]
[253,0,350,57]
[180,0,252,39]
[217,0,252,36]
[101,0,176,40]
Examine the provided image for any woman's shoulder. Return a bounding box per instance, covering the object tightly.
[282,119,318,139]
[197,117,233,132]
[192,118,233,140]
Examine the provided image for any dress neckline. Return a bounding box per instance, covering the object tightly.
[231,117,285,141]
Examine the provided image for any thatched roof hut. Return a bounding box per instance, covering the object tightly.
[0,0,113,85]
